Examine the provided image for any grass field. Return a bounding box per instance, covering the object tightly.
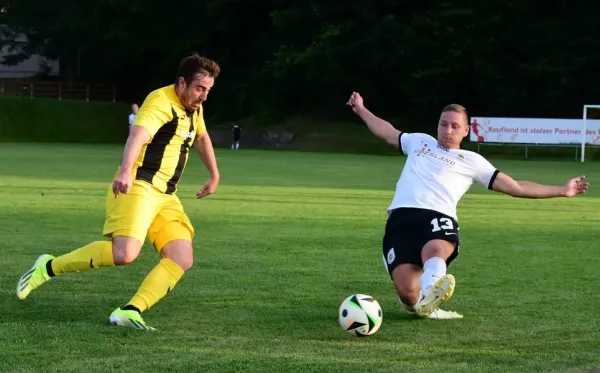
[1,143,600,373]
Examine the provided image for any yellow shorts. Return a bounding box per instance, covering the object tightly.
[102,180,195,251]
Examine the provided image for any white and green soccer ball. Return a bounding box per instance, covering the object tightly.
[338,294,383,336]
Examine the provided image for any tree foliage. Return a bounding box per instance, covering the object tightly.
[1,0,599,128]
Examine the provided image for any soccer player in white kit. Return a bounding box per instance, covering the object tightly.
[347,92,590,319]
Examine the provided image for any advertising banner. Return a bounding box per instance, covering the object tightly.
[470,117,600,144]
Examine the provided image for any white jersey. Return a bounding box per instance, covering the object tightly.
[388,132,499,221]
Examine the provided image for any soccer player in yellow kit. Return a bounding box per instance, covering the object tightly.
[16,54,221,331]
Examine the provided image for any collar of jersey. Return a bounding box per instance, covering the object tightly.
[436,142,450,152]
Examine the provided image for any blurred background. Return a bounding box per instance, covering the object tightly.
[1,1,599,156]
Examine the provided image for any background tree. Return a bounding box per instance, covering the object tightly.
[1,0,599,129]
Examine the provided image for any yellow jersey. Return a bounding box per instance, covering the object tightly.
[132,85,206,194]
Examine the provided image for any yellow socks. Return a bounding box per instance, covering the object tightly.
[125,258,185,313]
[47,243,184,314]
[50,241,114,276]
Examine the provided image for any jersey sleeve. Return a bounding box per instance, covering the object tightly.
[473,154,500,190]
[399,133,421,155]
[132,91,172,138]
[195,105,207,138]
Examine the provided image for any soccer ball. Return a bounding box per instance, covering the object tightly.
[338,294,383,336]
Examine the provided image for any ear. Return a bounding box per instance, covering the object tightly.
[177,77,186,89]
[463,124,470,138]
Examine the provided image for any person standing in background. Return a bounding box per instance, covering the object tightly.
[232,121,242,150]
[129,103,139,127]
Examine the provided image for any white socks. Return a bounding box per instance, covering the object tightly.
[420,257,447,293]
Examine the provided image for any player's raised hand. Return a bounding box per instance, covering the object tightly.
[346,92,364,113]
[563,175,589,197]
[196,176,220,199]
[112,168,133,198]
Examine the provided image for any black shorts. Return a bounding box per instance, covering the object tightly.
[232,133,241,142]
[382,207,460,276]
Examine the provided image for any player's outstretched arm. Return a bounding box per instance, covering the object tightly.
[491,172,589,198]
[347,92,400,147]
[194,132,220,199]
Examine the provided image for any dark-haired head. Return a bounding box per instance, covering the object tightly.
[175,53,221,112]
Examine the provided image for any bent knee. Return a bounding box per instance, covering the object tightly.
[112,236,142,265]
[422,239,456,262]
[164,253,194,272]
[160,239,194,272]
[397,285,421,305]
[391,263,423,305]
[175,257,194,272]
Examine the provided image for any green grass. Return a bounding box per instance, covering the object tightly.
[1,143,600,373]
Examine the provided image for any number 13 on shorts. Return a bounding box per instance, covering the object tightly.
[429,216,460,255]
[431,217,455,233]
